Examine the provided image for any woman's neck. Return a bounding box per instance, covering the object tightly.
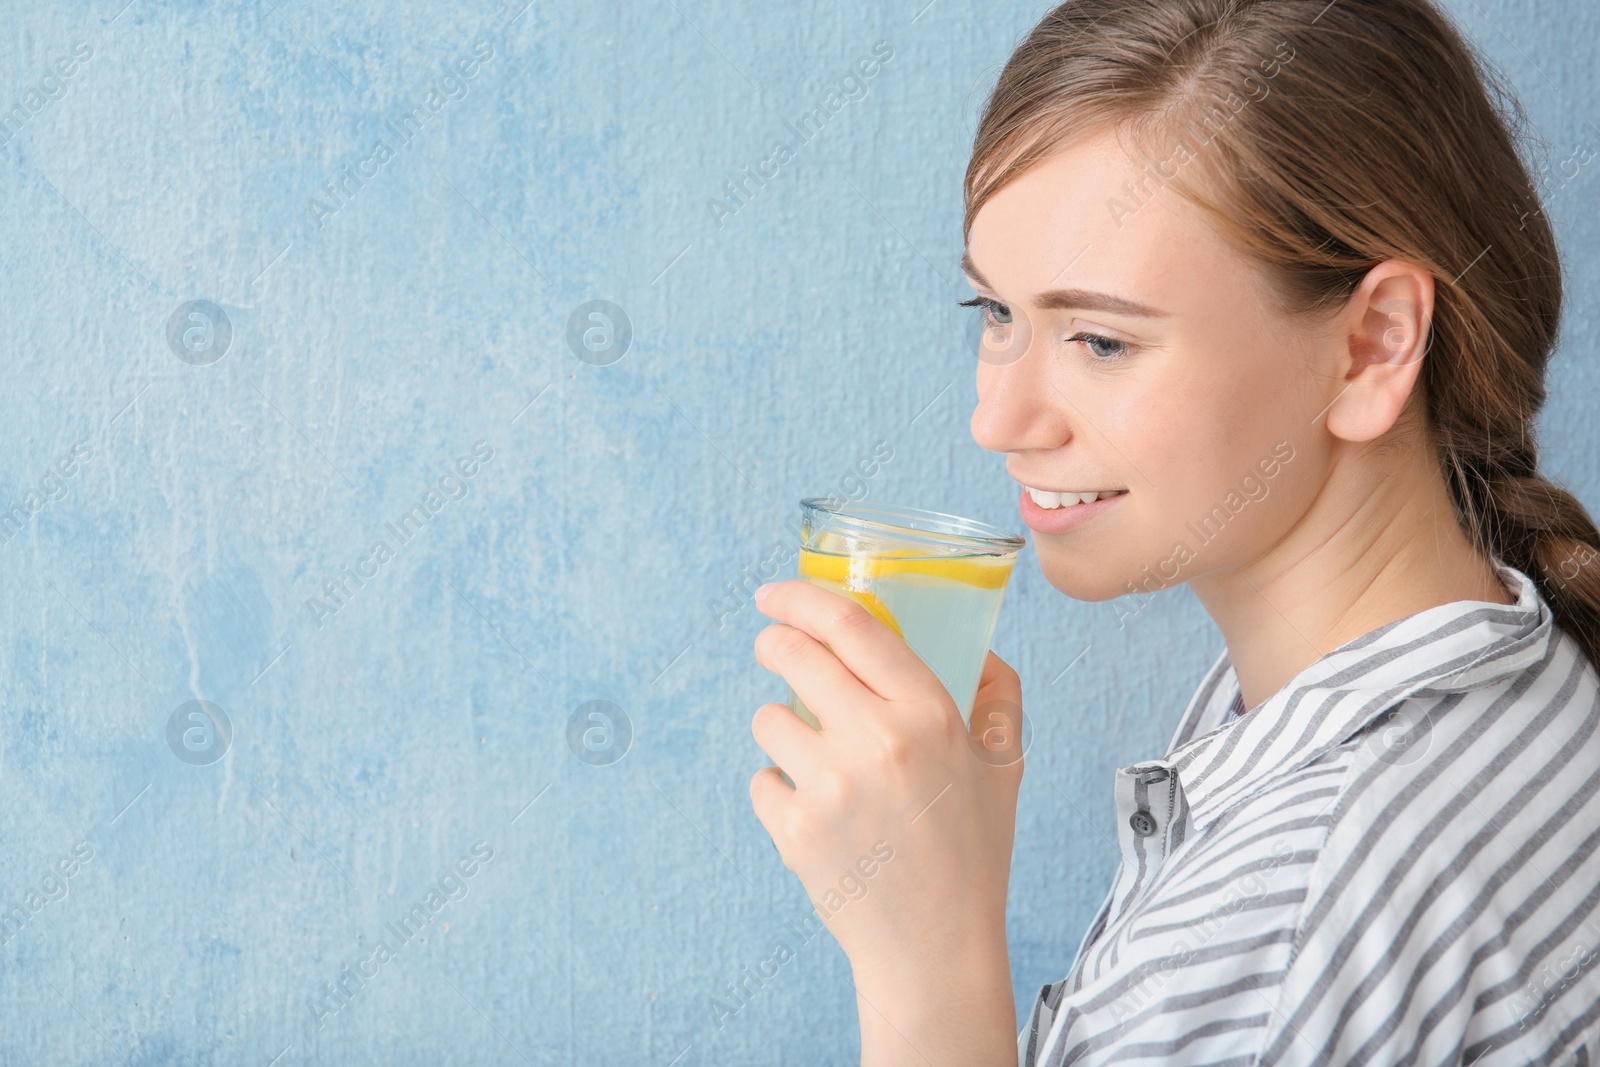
[1188,439,1515,712]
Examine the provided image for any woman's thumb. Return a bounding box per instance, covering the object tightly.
[968,650,1025,769]
[974,649,1022,705]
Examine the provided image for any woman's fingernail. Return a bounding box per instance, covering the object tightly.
[754,582,774,604]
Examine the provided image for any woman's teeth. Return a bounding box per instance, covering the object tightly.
[1026,487,1125,509]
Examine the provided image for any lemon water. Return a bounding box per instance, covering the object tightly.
[786,548,1014,730]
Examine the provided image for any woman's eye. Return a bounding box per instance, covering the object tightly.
[959,299,1129,361]
[1069,332,1129,362]
[958,296,1013,328]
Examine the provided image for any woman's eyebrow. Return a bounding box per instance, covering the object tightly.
[960,249,1170,318]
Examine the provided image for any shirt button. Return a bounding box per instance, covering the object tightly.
[1129,810,1157,837]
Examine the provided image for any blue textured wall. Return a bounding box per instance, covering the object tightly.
[0,1,1594,1063]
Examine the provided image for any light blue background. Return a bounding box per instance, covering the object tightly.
[0,1,1594,1063]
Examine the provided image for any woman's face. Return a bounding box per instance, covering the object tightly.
[966,125,1332,602]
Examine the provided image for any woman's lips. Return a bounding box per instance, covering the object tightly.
[1018,486,1128,533]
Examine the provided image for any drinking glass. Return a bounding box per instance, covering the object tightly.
[782,498,1026,732]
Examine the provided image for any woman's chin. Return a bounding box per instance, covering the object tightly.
[1036,559,1150,603]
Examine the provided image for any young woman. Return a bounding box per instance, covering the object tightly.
[748,0,1600,1063]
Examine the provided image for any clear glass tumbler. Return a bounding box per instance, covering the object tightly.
[782,497,1026,732]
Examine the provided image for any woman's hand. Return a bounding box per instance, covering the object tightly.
[748,578,1025,1066]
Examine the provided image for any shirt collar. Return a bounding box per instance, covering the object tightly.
[1156,558,1553,831]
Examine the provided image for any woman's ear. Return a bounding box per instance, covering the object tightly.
[1324,260,1434,443]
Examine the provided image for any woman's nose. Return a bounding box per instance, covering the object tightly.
[969,321,1067,455]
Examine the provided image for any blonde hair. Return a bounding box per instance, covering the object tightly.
[964,0,1600,666]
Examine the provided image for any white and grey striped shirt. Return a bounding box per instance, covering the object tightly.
[1019,560,1600,1065]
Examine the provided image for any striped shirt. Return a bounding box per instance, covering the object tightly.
[1018,560,1600,1065]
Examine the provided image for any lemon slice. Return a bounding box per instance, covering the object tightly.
[798,547,1014,590]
